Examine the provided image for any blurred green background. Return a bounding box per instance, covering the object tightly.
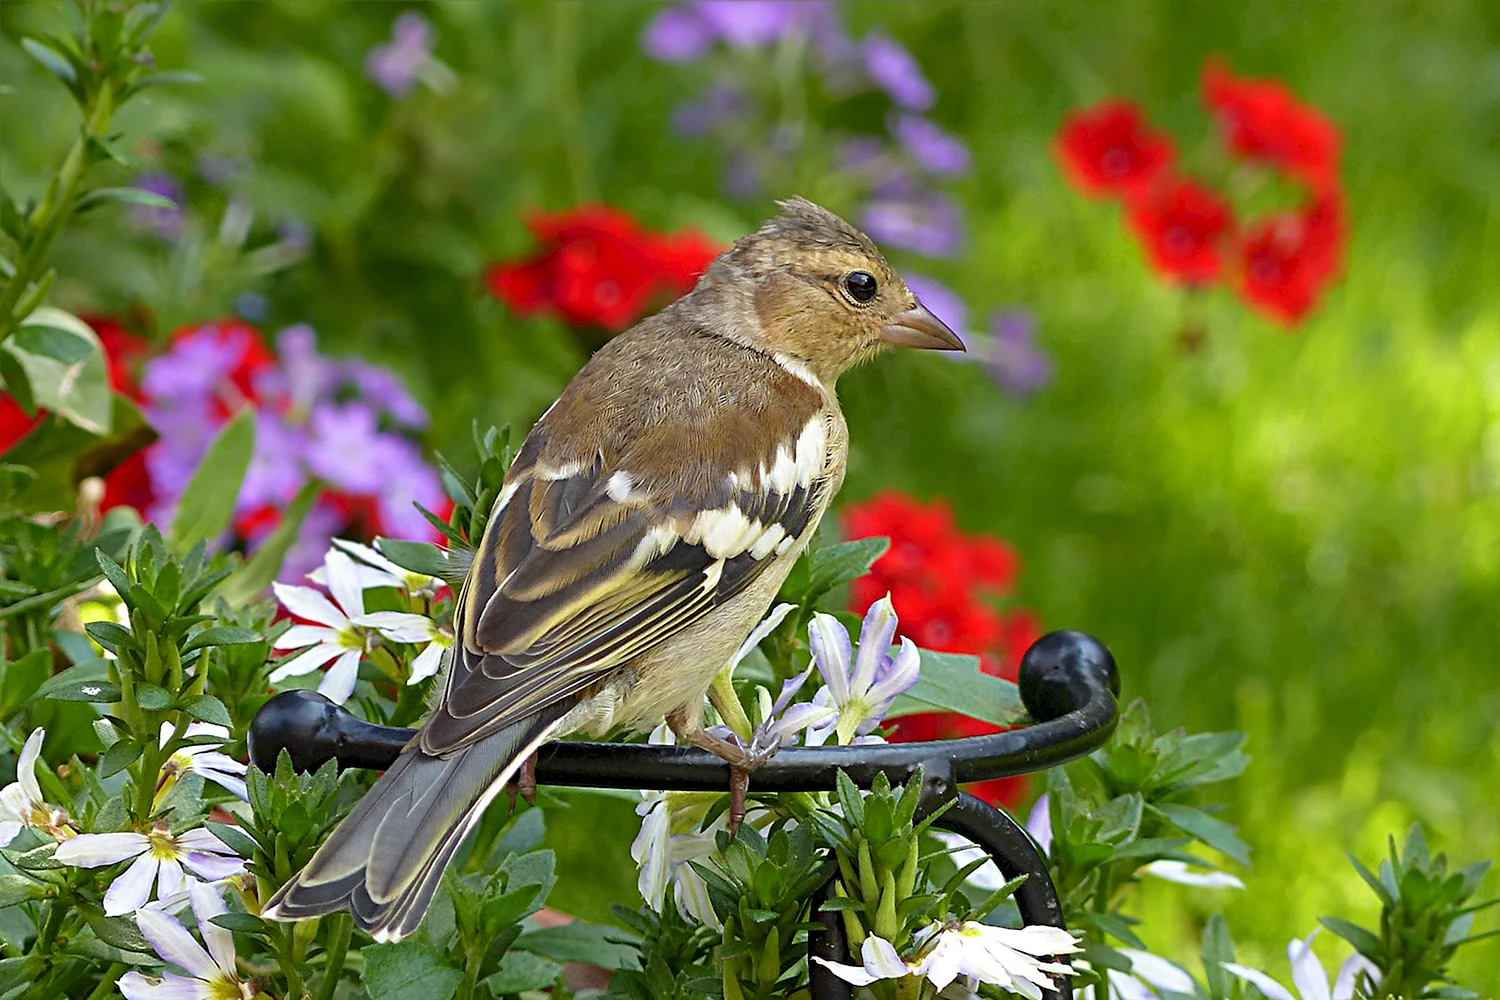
[3,0,1497,990]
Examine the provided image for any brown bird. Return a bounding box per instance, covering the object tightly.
[261,197,963,941]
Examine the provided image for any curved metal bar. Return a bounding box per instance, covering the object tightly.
[248,630,1119,793]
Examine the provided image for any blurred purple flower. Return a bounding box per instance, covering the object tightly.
[370,439,448,540]
[276,217,313,253]
[903,274,970,348]
[892,114,970,177]
[239,412,310,511]
[863,33,934,111]
[234,292,270,322]
[985,310,1052,396]
[343,362,428,429]
[257,324,333,412]
[673,84,747,136]
[196,153,247,186]
[861,186,964,257]
[644,1,831,60]
[724,157,764,198]
[271,501,346,583]
[306,402,389,495]
[130,172,184,242]
[367,12,435,97]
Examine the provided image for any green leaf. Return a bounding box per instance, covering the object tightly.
[38,658,120,704]
[887,650,1026,728]
[98,740,142,778]
[0,873,47,908]
[1318,916,1383,961]
[483,950,563,994]
[204,821,259,859]
[73,186,178,214]
[179,694,233,728]
[171,407,255,551]
[0,649,52,718]
[134,684,171,711]
[375,538,449,578]
[20,37,79,94]
[209,913,266,933]
[78,903,152,953]
[182,626,262,653]
[216,480,319,606]
[1149,803,1250,867]
[363,940,463,1000]
[514,921,641,971]
[4,309,112,434]
[806,537,890,601]
[0,350,35,417]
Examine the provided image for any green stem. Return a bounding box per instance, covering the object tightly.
[34,897,68,954]
[311,914,352,1000]
[86,963,126,1000]
[275,925,307,999]
[0,80,115,342]
[707,667,755,742]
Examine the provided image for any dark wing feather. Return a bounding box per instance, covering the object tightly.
[420,394,827,756]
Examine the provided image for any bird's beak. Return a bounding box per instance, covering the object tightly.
[879,303,966,352]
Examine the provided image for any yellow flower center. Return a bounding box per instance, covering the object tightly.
[147,828,182,861]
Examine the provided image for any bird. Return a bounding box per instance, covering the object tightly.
[260,196,963,941]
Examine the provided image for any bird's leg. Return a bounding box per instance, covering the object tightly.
[670,706,782,836]
[506,751,538,812]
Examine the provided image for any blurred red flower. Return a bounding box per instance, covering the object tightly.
[842,490,1038,808]
[1055,99,1176,198]
[1202,57,1341,192]
[1126,178,1236,284]
[1237,193,1345,325]
[485,206,720,331]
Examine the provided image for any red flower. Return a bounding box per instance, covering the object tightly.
[1055,100,1176,199]
[1236,192,1345,325]
[485,206,720,331]
[1202,57,1341,192]
[1126,178,1236,284]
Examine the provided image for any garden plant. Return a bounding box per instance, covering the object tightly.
[0,2,1496,999]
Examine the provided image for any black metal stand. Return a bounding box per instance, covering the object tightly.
[248,629,1120,999]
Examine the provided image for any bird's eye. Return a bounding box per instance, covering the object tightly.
[844,271,878,302]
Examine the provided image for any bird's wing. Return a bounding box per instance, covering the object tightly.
[420,393,831,755]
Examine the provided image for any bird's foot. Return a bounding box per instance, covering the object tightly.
[683,725,783,836]
[506,752,538,813]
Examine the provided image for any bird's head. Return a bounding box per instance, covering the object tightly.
[697,197,964,385]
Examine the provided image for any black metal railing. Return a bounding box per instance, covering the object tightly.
[249,629,1121,1000]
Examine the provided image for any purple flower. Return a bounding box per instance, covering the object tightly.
[892,114,970,177]
[863,32,934,111]
[239,412,310,511]
[644,2,831,61]
[129,172,184,242]
[860,186,964,257]
[367,12,435,96]
[369,438,447,540]
[271,501,344,584]
[305,401,388,495]
[672,84,747,136]
[902,274,971,350]
[986,310,1051,395]
[343,361,428,429]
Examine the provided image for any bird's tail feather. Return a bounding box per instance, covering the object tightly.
[261,700,574,941]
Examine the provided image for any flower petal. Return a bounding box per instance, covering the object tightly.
[318,648,363,704]
[1222,963,1298,1000]
[862,934,911,977]
[137,906,220,980]
[177,828,233,855]
[852,594,899,695]
[982,924,1082,957]
[272,582,347,629]
[865,636,921,716]
[1026,793,1053,854]
[188,880,236,978]
[352,611,436,643]
[728,602,798,673]
[16,728,45,807]
[323,548,367,620]
[272,624,340,651]
[56,831,149,867]
[1141,859,1245,889]
[1120,948,1198,993]
[407,641,445,684]
[1332,953,1379,1000]
[183,852,247,882]
[770,664,815,715]
[0,820,20,847]
[156,856,188,901]
[810,955,886,987]
[104,852,160,915]
[267,641,343,683]
[1289,931,1332,1000]
[119,971,214,1000]
[808,613,853,703]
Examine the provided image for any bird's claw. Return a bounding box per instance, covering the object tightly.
[506,752,538,813]
[686,724,784,836]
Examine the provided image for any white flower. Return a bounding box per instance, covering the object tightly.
[55,825,246,916]
[312,537,442,598]
[155,722,248,807]
[1223,929,1379,1000]
[268,548,379,703]
[1141,859,1245,890]
[814,920,1080,1000]
[352,610,452,684]
[807,595,920,746]
[1079,948,1199,999]
[119,880,255,1000]
[0,728,73,845]
[631,726,726,930]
